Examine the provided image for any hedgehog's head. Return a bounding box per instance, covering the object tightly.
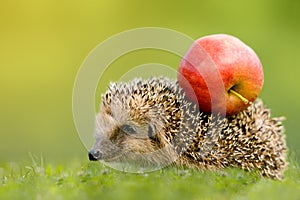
[89,78,185,169]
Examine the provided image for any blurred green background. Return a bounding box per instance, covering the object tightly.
[1,0,299,163]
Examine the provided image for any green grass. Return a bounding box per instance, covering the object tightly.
[1,155,300,200]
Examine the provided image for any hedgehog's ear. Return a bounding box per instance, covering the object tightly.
[148,124,155,138]
[148,124,160,141]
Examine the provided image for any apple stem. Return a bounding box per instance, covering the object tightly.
[229,89,250,104]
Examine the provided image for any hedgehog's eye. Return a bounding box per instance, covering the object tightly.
[120,124,136,135]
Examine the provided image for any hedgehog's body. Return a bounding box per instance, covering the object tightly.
[90,77,287,179]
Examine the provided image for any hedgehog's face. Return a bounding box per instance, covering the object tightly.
[89,105,158,161]
[89,79,183,168]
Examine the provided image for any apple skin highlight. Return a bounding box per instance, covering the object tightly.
[178,34,264,116]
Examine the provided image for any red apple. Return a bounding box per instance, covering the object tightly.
[178,34,264,116]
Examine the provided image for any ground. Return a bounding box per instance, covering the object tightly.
[0,155,300,200]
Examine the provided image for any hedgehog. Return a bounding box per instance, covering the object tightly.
[88,77,287,179]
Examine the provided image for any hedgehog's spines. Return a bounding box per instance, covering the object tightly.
[98,77,287,179]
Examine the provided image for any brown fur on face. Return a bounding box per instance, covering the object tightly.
[90,77,287,179]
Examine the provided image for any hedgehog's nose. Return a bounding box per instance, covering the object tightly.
[88,149,101,161]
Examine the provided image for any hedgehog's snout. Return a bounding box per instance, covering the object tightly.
[88,149,102,161]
